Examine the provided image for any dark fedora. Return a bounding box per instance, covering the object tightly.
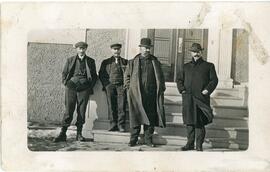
[139,38,153,48]
[189,43,204,52]
[74,41,88,48]
[110,43,122,49]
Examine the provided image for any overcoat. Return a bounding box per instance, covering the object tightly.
[176,58,218,125]
[62,55,98,95]
[99,56,128,89]
[124,54,166,128]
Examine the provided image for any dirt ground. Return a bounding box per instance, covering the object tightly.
[28,127,237,152]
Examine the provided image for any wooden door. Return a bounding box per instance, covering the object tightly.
[149,29,176,82]
[175,29,208,81]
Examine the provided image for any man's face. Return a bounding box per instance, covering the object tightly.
[76,47,87,56]
[111,47,121,57]
[191,51,202,58]
[140,46,151,57]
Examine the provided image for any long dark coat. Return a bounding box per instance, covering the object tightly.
[99,56,128,89]
[124,54,166,128]
[62,55,98,95]
[176,58,218,126]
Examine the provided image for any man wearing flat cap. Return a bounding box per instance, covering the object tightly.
[99,43,128,132]
[176,43,218,151]
[54,41,97,142]
[124,38,166,147]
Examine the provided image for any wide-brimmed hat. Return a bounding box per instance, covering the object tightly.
[110,43,122,49]
[139,38,153,48]
[74,41,88,48]
[189,43,204,52]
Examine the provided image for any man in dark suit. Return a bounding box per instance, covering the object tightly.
[99,43,128,132]
[176,43,218,151]
[54,41,97,142]
[124,38,166,147]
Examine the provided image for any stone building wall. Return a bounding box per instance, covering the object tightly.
[27,43,75,124]
[27,29,127,124]
[231,29,249,84]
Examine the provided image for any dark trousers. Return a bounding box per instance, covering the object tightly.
[62,87,91,128]
[129,86,157,144]
[130,125,154,144]
[186,125,206,148]
[106,84,126,129]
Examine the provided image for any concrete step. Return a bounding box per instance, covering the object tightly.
[165,103,248,118]
[204,138,248,150]
[156,123,248,141]
[212,88,241,98]
[213,105,248,117]
[164,95,244,107]
[93,119,248,141]
[93,130,187,146]
[211,96,244,106]
[92,130,248,150]
[164,83,181,96]
[165,113,248,128]
[164,83,242,98]
[164,95,181,104]
[164,83,246,106]
[164,104,182,114]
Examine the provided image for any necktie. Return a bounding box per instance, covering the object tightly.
[115,57,119,64]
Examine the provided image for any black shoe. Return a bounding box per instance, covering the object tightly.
[53,133,67,142]
[108,126,119,131]
[128,142,137,147]
[181,145,194,151]
[146,143,156,147]
[76,134,86,142]
[119,127,125,132]
[196,147,203,151]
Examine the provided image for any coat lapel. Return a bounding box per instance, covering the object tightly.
[85,56,92,81]
[68,56,77,72]
[119,57,125,73]
[134,56,141,98]
[152,59,161,91]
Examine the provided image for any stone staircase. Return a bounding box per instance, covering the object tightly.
[92,83,248,150]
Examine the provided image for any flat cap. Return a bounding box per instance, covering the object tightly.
[110,43,122,49]
[74,41,88,48]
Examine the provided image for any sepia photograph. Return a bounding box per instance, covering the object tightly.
[1,2,270,172]
[27,28,249,152]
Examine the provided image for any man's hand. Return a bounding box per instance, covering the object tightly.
[202,89,208,95]
[181,90,186,94]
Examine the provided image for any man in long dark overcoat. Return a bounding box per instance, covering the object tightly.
[99,43,128,132]
[176,43,218,151]
[124,38,166,147]
[54,41,97,142]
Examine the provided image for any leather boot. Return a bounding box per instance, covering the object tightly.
[76,126,86,142]
[53,127,67,142]
[181,144,195,151]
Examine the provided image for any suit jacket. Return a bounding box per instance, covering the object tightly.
[99,56,128,89]
[124,54,166,128]
[62,55,97,94]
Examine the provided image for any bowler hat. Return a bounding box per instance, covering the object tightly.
[139,38,153,47]
[74,41,88,48]
[189,43,204,52]
[110,43,122,49]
